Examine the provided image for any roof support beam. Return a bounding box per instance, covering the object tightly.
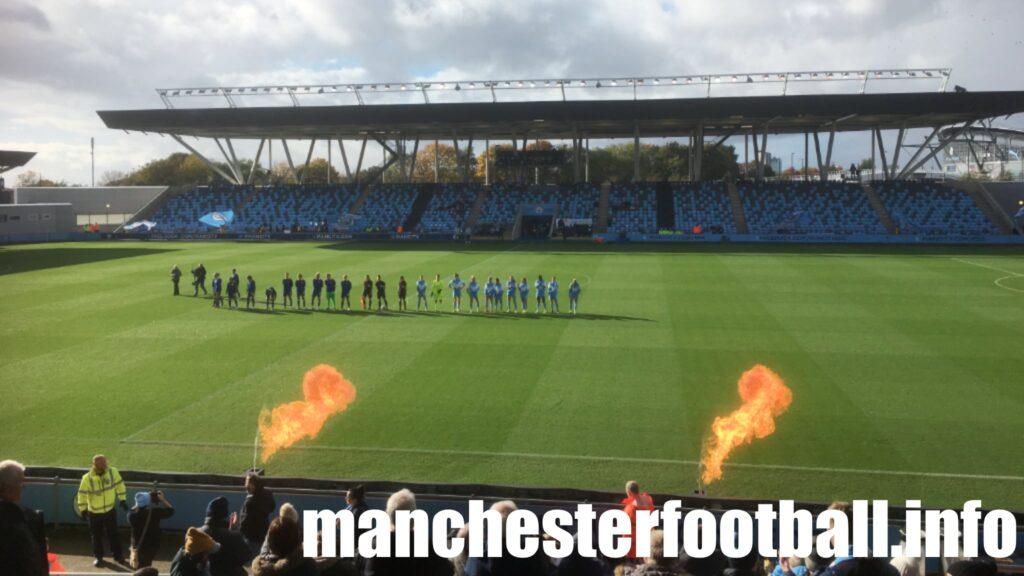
[225,138,244,183]
[247,139,266,185]
[171,135,239,185]
[889,126,906,179]
[874,129,890,181]
[337,139,352,180]
[823,123,837,182]
[408,137,420,183]
[693,123,704,181]
[757,127,769,181]
[899,121,976,178]
[214,138,242,184]
[298,139,317,185]
[354,137,367,185]
[281,140,297,183]
[894,127,940,180]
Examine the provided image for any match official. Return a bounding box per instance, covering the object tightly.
[171,265,181,295]
[282,273,294,308]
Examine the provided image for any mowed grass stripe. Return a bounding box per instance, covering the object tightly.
[2,242,1023,508]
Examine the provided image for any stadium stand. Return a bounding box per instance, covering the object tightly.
[672,182,737,233]
[236,184,359,232]
[608,183,658,235]
[358,184,419,232]
[416,183,477,233]
[147,185,250,233]
[474,183,600,236]
[875,181,1000,235]
[737,181,887,235]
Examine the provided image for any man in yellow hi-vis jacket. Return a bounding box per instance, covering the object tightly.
[76,454,128,567]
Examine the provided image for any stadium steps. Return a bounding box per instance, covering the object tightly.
[725,180,749,234]
[403,185,434,230]
[595,182,611,232]
[655,182,675,230]
[465,186,489,230]
[953,181,1014,234]
[348,184,372,213]
[860,183,898,234]
[117,185,183,231]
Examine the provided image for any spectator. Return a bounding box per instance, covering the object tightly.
[260,503,300,555]
[829,559,899,576]
[76,454,128,567]
[170,527,221,576]
[127,490,174,568]
[463,500,551,576]
[0,459,47,576]
[241,472,276,554]
[624,529,684,576]
[621,481,655,560]
[345,486,369,574]
[363,488,452,576]
[202,496,254,576]
[251,517,317,576]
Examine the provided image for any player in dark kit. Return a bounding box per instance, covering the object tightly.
[211,272,222,308]
[311,273,324,309]
[192,263,207,296]
[245,275,256,309]
[397,276,408,311]
[361,275,373,310]
[226,273,239,309]
[340,274,353,311]
[282,273,294,307]
[265,285,277,310]
[295,274,306,308]
[375,275,388,311]
[171,265,182,295]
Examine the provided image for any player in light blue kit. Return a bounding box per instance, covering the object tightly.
[506,275,518,313]
[568,278,581,315]
[467,275,481,313]
[547,275,560,314]
[448,273,465,312]
[416,275,428,311]
[534,275,547,313]
[484,277,495,313]
[518,277,529,314]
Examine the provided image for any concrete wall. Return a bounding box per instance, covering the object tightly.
[14,186,167,215]
[0,203,76,235]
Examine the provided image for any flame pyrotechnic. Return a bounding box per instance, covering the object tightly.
[258,364,357,462]
[700,364,792,485]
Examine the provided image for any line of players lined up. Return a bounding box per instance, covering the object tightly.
[171,264,584,314]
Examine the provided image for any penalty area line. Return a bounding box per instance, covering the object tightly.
[118,439,1024,482]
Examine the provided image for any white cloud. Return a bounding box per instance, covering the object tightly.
[1,0,1023,185]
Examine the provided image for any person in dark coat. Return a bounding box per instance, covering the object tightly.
[202,496,254,576]
[0,460,47,576]
[240,473,276,554]
[251,517,317,576]
[127,490,174,568]
[171,265,182,295]
[170,527,221,576]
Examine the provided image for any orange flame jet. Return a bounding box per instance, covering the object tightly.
[259,364,357,462]
[701,364,792,485]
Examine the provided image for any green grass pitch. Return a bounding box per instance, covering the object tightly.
[1,241,1023,510]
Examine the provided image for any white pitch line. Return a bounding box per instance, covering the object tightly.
[119,439,1024,482]
[951,257,1024,278]
[951,257,1024,295]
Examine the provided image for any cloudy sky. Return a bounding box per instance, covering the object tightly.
[2,0,1023,186]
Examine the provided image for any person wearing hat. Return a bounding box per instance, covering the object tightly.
[170,527,221,576]
[127,489,174,568]
[251,517,317,576]
[202,496,254,576]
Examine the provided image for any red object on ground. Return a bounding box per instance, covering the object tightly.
[48,552,66,573]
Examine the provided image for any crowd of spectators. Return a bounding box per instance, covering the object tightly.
[0,459,1008,576]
